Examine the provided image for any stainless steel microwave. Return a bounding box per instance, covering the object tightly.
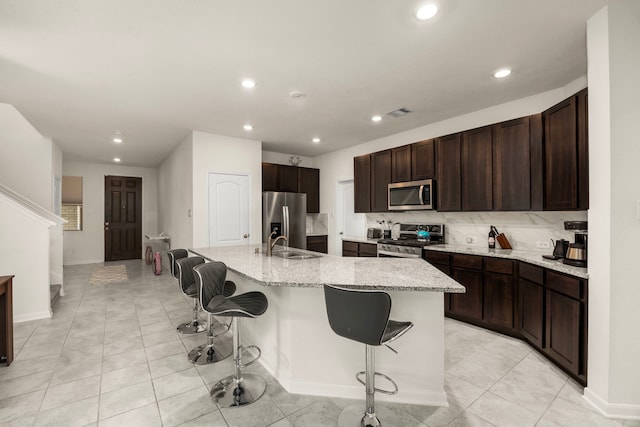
[388,179,434,211]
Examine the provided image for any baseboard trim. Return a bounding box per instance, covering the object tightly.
[63,259,104,266]
[584,387,640,420]
[14,310,52,323]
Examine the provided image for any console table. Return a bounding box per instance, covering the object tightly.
[0,275,14,366]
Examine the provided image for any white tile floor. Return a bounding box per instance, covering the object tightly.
[1,260,637,427]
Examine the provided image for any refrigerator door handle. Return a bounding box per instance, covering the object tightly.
[283,206,289,243]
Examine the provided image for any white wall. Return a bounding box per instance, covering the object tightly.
[192,131,262,248]
[585,1,640,416]
[262,150,314,167]
[314,78,588,255]
[62,161,159,265]
[158,133,194,250]
[0,202,52,321]
[0,103,54,208]
[50,143,64,286]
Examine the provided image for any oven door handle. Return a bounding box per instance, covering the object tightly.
[377,249,421,258]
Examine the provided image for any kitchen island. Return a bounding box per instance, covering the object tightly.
[190,244,464,406]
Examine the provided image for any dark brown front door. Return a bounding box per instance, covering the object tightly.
[105,176,142,261]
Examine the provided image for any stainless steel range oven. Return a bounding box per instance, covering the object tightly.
[377,224,444,258]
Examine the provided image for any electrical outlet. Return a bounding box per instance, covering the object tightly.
[466,236,478,244]
[536,241,551,249]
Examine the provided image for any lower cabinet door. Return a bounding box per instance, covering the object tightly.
[450,268,483,321]
[545,289,582,376]
[518,278,544,348]
[483,272,515,330]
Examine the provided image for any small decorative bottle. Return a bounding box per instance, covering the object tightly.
[488,226,496,249]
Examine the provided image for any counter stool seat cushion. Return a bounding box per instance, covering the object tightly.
[382,320,413,344]
[208,292,268,318]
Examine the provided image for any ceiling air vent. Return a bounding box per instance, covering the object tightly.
[386,108,413,118]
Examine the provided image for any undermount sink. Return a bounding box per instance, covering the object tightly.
[272,249,321,260]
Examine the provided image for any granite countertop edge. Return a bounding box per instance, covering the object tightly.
[423,244,588,279]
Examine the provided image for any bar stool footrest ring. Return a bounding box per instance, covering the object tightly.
[355,371,399,395]
[239,345,261,368]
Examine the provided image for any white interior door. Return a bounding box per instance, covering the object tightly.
[336,180,365,254]
[208,173,250,247]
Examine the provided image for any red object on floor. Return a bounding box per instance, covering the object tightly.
[153,252,162,275]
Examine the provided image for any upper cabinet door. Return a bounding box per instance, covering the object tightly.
[262,163,279,192]
[391,145,411,183]
[354,154,371,213]
[544,97,578,210]
[371,150,392,212]
[576,89,589,210]
[298,167,320,213]
[278,165,299,192]
[493,117,533,210]
[411,139,435,180]
[437,133,462,211]
[462,126,493,211]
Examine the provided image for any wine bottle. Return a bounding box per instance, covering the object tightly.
[488,226,496,249]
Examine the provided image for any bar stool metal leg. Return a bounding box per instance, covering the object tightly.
[177,298,207,334]
[210,317,266,407]
[188,314,232,365]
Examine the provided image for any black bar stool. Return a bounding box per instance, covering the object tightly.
[187,260,236,365]
[324,285,413,427]
[195,261,269,407]
[167,249,206,335]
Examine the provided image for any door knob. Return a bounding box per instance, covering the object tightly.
[339,231,344,235]
[243,234,249,239]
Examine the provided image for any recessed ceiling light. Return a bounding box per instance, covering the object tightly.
[416,4,438,20]
[241,79,256,89]
[113,158,121,162]
[371,115,382,122]
[312,137,320,143]
[494,68,512,78]
[243,124,253,131]
[112,131,123,143]
[290,91,306,99]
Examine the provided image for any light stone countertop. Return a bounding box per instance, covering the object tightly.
[423,244,588,279]
[190,244,465,293]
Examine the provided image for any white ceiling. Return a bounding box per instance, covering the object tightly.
[0,0,608,167]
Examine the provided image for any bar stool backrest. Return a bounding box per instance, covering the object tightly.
[176,256,205,293]
[167,249,188,279]
[194,261,228,312]
[323,285,391,346]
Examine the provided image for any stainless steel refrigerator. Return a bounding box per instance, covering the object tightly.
[263,192,307,250]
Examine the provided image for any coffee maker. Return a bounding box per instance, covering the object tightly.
[563,221,588,267]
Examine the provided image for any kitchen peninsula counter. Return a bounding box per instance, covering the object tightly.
[190,244,465,293]
[190,244,464,407]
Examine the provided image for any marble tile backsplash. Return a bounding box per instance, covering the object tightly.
[306,213,328,235]
[365,210,588,252]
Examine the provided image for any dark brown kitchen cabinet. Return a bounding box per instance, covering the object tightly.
[411,139,435,180]
[298,167,320,213]
[493,115,543,210]
[518,262,545,349]
[449,254,484,321]
[545,270,587,382]
[462,126,493,211]
[354,155,371,213]
[371,150,391,212]
[543,88,589,210]
[306,235,327,253]
[278,165,298,192]
[436,133,462,211]
[262,163,321,213]
[483,258,515,331]
[391,145,411,183]
[342,240,377,257]
[262,163,279,191]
